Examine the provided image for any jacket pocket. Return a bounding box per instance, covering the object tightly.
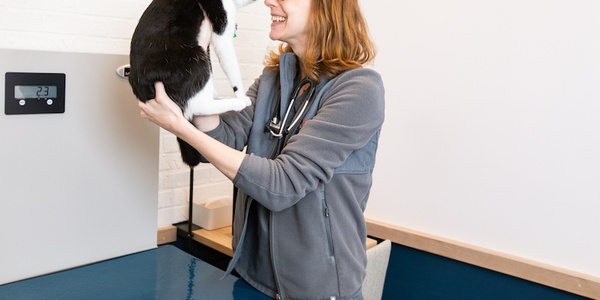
[320,185,335,257]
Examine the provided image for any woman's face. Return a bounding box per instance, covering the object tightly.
[264,0,312,56]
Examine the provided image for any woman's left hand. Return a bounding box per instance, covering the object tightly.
[138,82,187,135]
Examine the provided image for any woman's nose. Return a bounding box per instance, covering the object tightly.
[264,0,279,7]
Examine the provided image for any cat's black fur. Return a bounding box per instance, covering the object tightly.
[129,0,254,167]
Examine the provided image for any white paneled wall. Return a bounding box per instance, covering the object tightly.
[0,0,273,227]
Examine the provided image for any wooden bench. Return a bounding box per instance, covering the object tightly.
[192,226,378,257]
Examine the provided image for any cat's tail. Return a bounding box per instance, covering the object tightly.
[177,136,201,167]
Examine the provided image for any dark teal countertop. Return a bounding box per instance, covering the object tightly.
[0,245,271,300]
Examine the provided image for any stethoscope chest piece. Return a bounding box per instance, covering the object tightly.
[268,116,284,138]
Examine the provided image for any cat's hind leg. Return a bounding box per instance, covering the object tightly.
[211,33,247,100]
[209,0,250,102]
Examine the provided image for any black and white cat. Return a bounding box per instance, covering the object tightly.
[129,0,256,167]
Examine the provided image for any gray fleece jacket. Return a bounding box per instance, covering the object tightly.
[204,53,385,300]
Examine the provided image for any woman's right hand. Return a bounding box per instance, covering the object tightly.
[138,82,189,136]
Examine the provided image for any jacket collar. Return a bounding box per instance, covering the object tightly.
[279,53,300,110]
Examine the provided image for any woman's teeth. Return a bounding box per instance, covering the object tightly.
[272,16,286,22]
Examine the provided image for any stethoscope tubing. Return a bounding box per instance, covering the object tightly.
[268,77,317,139]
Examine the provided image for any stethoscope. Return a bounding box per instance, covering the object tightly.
[267,77,318,139]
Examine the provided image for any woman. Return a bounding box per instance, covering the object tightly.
[139,0,385,299]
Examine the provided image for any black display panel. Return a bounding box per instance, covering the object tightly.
[5,72,66,115]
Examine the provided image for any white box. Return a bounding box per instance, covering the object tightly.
[192,196,233,230]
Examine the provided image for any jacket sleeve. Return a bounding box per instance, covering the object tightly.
[234,68,385,212]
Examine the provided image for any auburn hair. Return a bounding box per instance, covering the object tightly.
[264,0,376,82]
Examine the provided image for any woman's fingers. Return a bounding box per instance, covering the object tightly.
[137,82,187,135]
[154,81,167,102]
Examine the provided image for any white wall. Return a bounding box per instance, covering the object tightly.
[0,0,272,228]
[362,0,600,278]
[6,0,595,285]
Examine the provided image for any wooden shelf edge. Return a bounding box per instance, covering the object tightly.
[192,226,234,257]
[157,225,177,246]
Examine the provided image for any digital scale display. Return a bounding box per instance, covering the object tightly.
[5,72,66,115]
[15,85,58,99]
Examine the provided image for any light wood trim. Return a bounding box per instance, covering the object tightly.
[366,218,600,299]
[157,225,177,246]
[193,226,234,257]
[191,226,379,258]
[366,236,378,250]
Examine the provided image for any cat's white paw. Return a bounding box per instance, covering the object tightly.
[232,96,252,111]
[241,96,252,106]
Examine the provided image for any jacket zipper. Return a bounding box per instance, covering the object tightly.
[270,211,284,299]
